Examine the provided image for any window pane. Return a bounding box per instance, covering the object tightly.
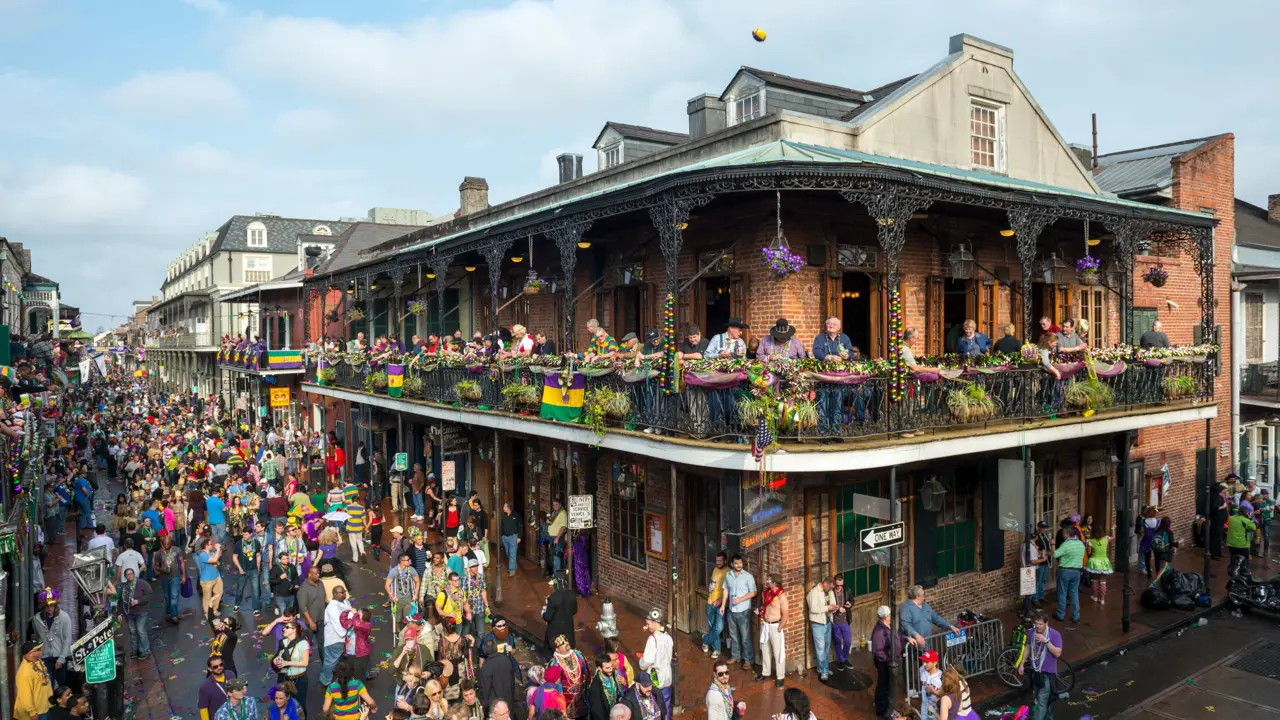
[610,477,647,569]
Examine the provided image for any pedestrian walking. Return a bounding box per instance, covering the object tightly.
[1018,610,1062,720]
[723,554,756,671]
[871,605,900,720]
[702,552,728,659]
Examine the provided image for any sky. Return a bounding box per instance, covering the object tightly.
[2,0,1278,330]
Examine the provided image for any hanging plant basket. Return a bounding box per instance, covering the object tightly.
[348,308,366,322]
[524,269,549,295]
[325,310,340,323]
[1143,264,1169,288]
[406,300,427,316]
[762,190,804,279]
[1075,256,1101,287]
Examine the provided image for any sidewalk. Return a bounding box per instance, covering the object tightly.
[493,543,1280,720]
[43,479,174,720]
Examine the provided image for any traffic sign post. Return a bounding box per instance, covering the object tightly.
[568,494,594,530]
[84,639,116,683]
[69,618,114,670]
[859,521,905,552]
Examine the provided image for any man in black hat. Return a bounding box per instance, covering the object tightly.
[618,332,640,358]
[678,325,708,360]
[706,318,748,359]
[639,329,664,361]
[758,318,805,360]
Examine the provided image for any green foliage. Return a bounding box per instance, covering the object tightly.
[1064,377,1114,411]
[501,382,540,407]
[403,374,424,396]
[454,380,483,402]
[1163,374,1197,399]
[947,381,999,423]
[364,370,388,392]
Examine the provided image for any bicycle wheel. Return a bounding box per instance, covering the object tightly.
[1055,658,1076,693]
[996,647,1026,689]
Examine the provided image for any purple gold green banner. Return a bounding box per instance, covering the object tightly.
[387,364,405,397]
[540,372,585,421]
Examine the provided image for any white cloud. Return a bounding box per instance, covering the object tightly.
[180,0,228,16]
[227,0,698,133]
[171,142,234,174]
[0,165,147,226]
[103,69,245,118]
[271,107,347,144]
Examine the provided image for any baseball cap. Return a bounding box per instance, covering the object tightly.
[224,679,247,691]
[636,671,654,688]
[1036,520,1049,529]
[920,650,939,663]
[645,329,660,341]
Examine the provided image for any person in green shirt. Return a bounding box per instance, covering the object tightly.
[1053,528,1086,624]
[1227,506,1257,567]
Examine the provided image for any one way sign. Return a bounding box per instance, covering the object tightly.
[859,522,906,552]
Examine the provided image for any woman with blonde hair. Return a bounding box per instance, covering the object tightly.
[938,666,977,720]
[422,678,448,720]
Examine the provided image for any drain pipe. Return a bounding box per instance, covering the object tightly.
[1231,279,1244,474]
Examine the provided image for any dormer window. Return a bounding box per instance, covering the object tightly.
[312,225,332,236]
[969,101,1005,171]
[732,92,762,125]
[601,144,622,169]
[247,220,268,247]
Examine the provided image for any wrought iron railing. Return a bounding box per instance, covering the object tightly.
[1241,362,1280,402]
[307,357,1214,445]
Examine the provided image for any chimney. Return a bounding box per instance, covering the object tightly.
[556,153,584,184]
[459,177,490,217]
[1068,144,1094,172]
[1269,194,1280,224]
[687,94,726,140]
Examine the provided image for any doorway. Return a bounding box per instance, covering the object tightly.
[614,286,640,339]
[842,274,872,354]
[943,279,968,353]
[704,276,731,334]
[684,476,721,634]
[1083,475,1108,532]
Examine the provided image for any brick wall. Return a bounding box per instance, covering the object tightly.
[595,452,671,617]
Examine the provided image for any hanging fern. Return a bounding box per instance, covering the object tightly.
[364,370,388,393]
[403,374,424,396]
[454,380,483,402]
[1064,377,1114,411]
[502,383,540,407]
[947,382,999,423]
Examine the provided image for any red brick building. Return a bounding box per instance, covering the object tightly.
[298,33,1226,676]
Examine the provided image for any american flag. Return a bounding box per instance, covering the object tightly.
[752,416,773,460]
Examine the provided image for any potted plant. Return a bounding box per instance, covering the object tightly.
[1064,377,1114,413]
[364,370,388,393]
[406,300,427,316]
[1163,374,1197,399]
[947,382,998,423]
[781,400,819,431]
[502,383,540,408]
[348,307,366,322]
[1076,256,1101,286]
[316,367,336,385]
[454,380,483,402]
[403,374,425,396]
[325,310,341,323]
[761,245,805,279]
[524,270,549,295]
[1142,264,1169,288]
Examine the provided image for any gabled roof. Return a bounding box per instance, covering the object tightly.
[1094,136,1227,198]
[592,122,689,149]
[841,74,917,121]
[312,222,426,277]
[1236,198,1280,251]
[723,67,866,102]
[209,215,354,255]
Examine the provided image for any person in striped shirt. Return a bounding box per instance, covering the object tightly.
[345,501,367,564]
[322,657,377,720]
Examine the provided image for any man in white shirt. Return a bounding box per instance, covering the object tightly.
[115,538,146,580]
[805,577,837,681]
[639,608,675,709]
[320,585,352,686]
[87,523,116,561]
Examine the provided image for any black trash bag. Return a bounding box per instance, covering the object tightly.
[1141,584,1171,609]
[1172,594,1196,611]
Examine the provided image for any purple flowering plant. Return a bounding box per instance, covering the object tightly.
[1075,255,1101,274]
[761,245,805,278]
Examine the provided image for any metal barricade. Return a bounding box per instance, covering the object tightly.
[902,617,1005,698]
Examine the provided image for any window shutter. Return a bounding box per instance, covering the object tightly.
[913,476,939,589]
[640,282,655,338]
[925,277,944,356]
[730,273,750,325]
[1195,448,1217,517]
[822,271,842,325]
[980,458,1005,573]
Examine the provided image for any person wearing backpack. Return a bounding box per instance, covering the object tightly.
[1151,517,1177,577]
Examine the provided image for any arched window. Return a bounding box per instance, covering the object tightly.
[247,221,268,247]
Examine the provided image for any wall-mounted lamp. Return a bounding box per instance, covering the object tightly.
[426,272,436,279]
[577,241,591,249]
[510,255,523,263]
[465,266,477,272]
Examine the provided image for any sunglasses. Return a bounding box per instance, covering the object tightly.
[715,671,730,677]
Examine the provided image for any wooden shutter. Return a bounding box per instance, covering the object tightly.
[870,278,887,360]
[1011,282,1025,337]
[1195,448,1216,517]
[822,271,842,325]
[1130,308,1158,346]
[1246,293,1264,363]
[641,282,655,337]
[913,479,939,589]
[1057,286,1074,326]
[925,277,944,356]
[980,458,1005,573]
[730,273,750,325]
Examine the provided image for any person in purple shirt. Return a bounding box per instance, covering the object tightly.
[1017,610,1063,720]
[198,654,237,720]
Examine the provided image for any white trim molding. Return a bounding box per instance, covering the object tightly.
[302,384,1217,473]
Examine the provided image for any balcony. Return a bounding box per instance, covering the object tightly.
[304,346,1217,446]
[1241,362,1280,405]
[143,332,213,349]
[216,347,304,374]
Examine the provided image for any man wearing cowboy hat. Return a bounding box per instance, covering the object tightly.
[757,318,805,360]
[705,319,749,359]
[30,588,72,685]
[639,609,675,709]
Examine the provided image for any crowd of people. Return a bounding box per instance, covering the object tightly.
[19,373,833,720]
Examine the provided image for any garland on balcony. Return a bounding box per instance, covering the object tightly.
[661,293,677,394]
[888,286,905,401]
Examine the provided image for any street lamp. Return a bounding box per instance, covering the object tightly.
[71,549,109,609]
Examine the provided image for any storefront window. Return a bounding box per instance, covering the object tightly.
[936,476,975,577]
[1034,457,1057,529]
[611,470,646,569]
[835,480,883,597]
[1254,426,1272,486]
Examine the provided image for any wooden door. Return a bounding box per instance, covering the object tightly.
[684,478,721,635]
[730,273,750,324]
[640,283,655,337]
[1084,476,1108,533]
[1246,292,1264,363]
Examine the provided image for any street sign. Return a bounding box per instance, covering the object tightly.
[568,494,594,530]
[859,521,905,552]
[441,460,456,492]
[85,639,116,683]
[393,452,409,472]
[69,618,114,669]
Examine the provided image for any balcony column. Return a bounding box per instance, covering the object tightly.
[480,239,515,335]
[547,222,592,353]
[1112,219,1154,345]
[364,276,375,339]
[390,266,409,341]
[840,188,932,407]
[1006,207,1057,341]
[1193,226,1217,344]
[431,256,450,338]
